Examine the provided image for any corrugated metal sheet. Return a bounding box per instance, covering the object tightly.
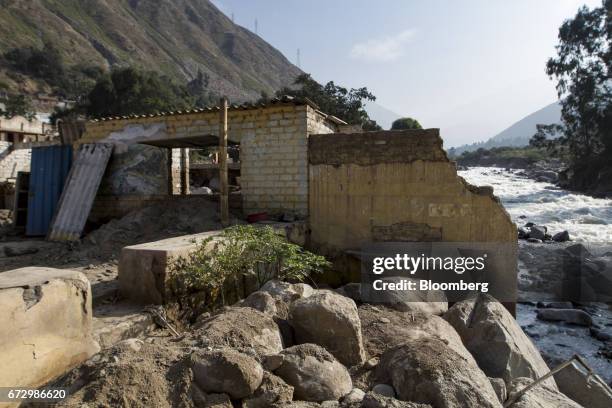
[26,146,73,236]
[48,143,114,241]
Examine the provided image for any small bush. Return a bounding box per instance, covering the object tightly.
[169,225,330,303]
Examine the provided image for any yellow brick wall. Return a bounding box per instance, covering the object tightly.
[81,104,337,217]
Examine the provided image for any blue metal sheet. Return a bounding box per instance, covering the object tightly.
[26,146,73,236]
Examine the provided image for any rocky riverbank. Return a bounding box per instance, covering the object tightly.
[38,280,611,407]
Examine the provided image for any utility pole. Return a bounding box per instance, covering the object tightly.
[219,97,229,227]
[297,48,301,68]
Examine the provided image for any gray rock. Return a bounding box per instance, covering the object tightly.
[261,280,313,303]
[537,301,573,309]
[507,377,582,408]
[527,237,543,243]
[275,343,352,402]
[263,354,285,371]
[335,283,362,302]
[3,245,39,257]
[364,357,380,370]
[444,294,556,389]
[342,388,365,404]
[194,306,283,355]
[243,372,294,408]
[537,308,593,326]
[239,291,278,315]
[488,377,507,404]
[377,338,502,407]
[371,384,395,398]
[553,230,571,242]
[194,392,232,408]
[529,225,547,240]
[191,349,263,399]
[554,361,612,408]
[361,276,448,315]
[290,290,366,366]
[361,392,431,408]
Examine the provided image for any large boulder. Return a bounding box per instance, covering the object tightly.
[361,392,432,408]
[358,304,472,361]
[260,280,314,303]
[191,349,264,399]
[243,372,294,408]
[238,290,279,316]
[377,338,502,408]
[361,277,448,315]
[554,361,612,408]
[290,290,366,366]
[444,294,556,389]
[537,308,593,326]
[194,307,283,355]
[275,344,352,402]
[507,377,583,408]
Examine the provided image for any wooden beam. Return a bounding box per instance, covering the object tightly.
[219,97,229,227]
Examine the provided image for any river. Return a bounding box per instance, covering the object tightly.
[459,167,612,243]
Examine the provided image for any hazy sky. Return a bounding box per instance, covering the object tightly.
[212,0,601,147]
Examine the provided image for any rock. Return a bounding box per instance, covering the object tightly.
[263,354,285,371]
[527,237,543,243]
[343,388,366,404]
[359,305,473,362]
[335,283,362,302]
[371,384,396,398]
[488,377,507,404]
[116,338,144,353]
[191,349,264,399]
[361,392,432,408]
[321,402,339,408]
[290,290,366,366]
[537,301,574,309]
[590,326,612,341]
[553,230,571,242]
[364,357,380,370]
[444,294,556,389]
[518,227,529,239]
[239,291,278,315]
[529,225,547,240]
[565,243,591,258]
[362,276,448,315]
[194,306,283,355]
[275,344,352,402]
[377,338,502,407]
[261,280,313,303]
[507,377,583,408]
[537,308,593,326]
[553,360,612,408]
[243,372,294,408]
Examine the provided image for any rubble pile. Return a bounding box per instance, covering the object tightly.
[44,282,609,408]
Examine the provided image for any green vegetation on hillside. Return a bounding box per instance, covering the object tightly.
[453,146,559,165]
[532,0,612,193]
[0,94,35,119]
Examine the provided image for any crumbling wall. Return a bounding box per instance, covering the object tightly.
[308,129,517,280]
[81,103,338,218]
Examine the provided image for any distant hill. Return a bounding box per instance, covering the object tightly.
[0,0,301,103]
[449,101,562,155]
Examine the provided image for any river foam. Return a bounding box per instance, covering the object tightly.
[459,167,612,243]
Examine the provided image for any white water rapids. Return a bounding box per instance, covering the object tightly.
[458,167,612,243]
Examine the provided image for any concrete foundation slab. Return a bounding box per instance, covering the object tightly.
[118,231,223,304]
[0,267,99,389]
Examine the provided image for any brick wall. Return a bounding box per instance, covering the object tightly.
[81,103,339,218]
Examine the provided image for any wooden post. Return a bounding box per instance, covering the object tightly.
[219,97,229,227]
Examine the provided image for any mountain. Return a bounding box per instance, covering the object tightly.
[0,0,301,102]
[449,102,562,155]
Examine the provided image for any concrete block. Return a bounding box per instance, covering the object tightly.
[0,267,99,389]
[118,231,222,304]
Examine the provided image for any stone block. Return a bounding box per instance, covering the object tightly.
[119,231,222,304]
[0,267,99,389]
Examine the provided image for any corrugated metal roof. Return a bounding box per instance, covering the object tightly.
[48,143,114,241]
[88,95,346,125]
[26,146,73,236]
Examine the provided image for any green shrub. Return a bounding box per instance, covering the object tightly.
[169,225,330,303]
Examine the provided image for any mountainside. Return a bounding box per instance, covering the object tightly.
[450,102,562,155]
[0,0,301,102]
